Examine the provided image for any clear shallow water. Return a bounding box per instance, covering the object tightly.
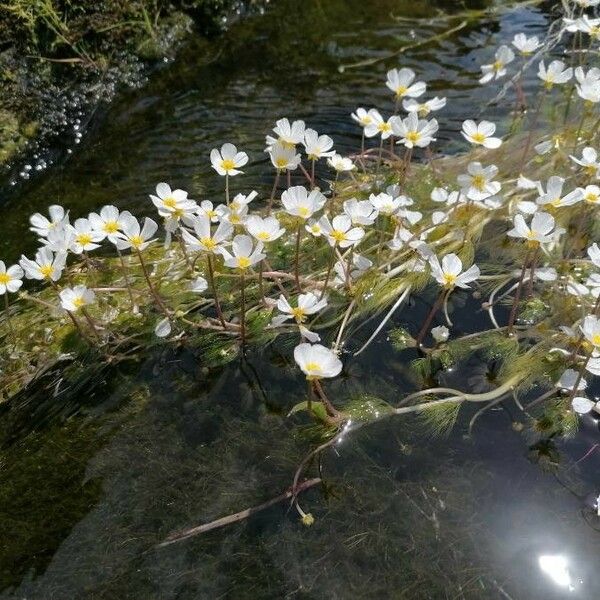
[3,0,600,598]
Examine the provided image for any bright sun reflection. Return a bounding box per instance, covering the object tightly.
[538,555,574,591]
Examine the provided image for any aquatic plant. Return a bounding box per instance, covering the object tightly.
[2,0,600,530]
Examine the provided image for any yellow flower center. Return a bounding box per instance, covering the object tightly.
[378,122,392,133]
[201,237,217,250]
[237,256,251,269]
[310,225,321,234]
[206,210,217,218]
[361,116,372,125]
[297,206,310,218]
[39,264,54,278]
[257,231,271,241]
[406,131,421,143]
[76,233,93,246]
[585,193,599,203]
[275,158,289,169]
[493,60,504,72]
[291,307,306,322]
[304,361,321,373]
[550,197,562,207]
[73,296,86,308]
[103,221,119,233]
[162,197,178,208]
[443,273,456,286]
[229,214,241,224]
[585,165,597,176]
[331,230,347,243]
[0,273,11,284]
[471,132,486,144]
[395,85,408,97]
[130,235,145,248]
[472,175,486,191]
[592,333,600,346]
[221,159,236,171]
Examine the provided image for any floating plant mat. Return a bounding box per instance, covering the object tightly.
[4,0,600,599]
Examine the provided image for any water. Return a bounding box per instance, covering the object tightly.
[3,0,600,598]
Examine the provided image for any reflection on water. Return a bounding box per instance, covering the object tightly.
[2,0,600,598]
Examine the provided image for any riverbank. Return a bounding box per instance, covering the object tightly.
[0,0,268,182]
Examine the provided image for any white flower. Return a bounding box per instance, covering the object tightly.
[385,68,426,99]
[536,176,583,208]
[556,368,587,392]
[210,143,248,176]
[299,325,321,343]
[20,248,67,282]
[391,112,438,148]
[0,261,23,294]
[216,204,248,226]
[363,110,394,139]
[150,182,197,219]
[570,147,600,177]
[272,292,327,325]
[431,187,465,206]
[457,162,501,201]
[333,254,372,286]
[115,215,158,251]
[268,141,301,171]
[59,285,95,312]
[461,120,502,149]
[507,212,556,244]
[369,192,401,215]
[565,15,600,37]
[69,218,104,254]
[190,277,208,293]
[181,215,233,254]
[303,129,335,160]
[431,325,450,343]
[588,242,600,268]
[402,97,447,117]
[429,253,480,289]
[582,314,600,348]
[572,396,595,415]
[270,118,306,147]
[194,200,220,223]
[29,205,68,238]
[305,219,323,237]
[318,214,365,248]
[220,234,265,270]
[582,185,600,205]
[351,107,378,129]
[479,45,515,84]
[42,224,76,253]
[327,154,355,172]
[293,342,342,380]
[89,206,131,243]
[282,186,326,219]
[230,191,258,212]
[343,198,378,226]
[538,60,572,87]
[245,215,285,242]
[512,33,541,55]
